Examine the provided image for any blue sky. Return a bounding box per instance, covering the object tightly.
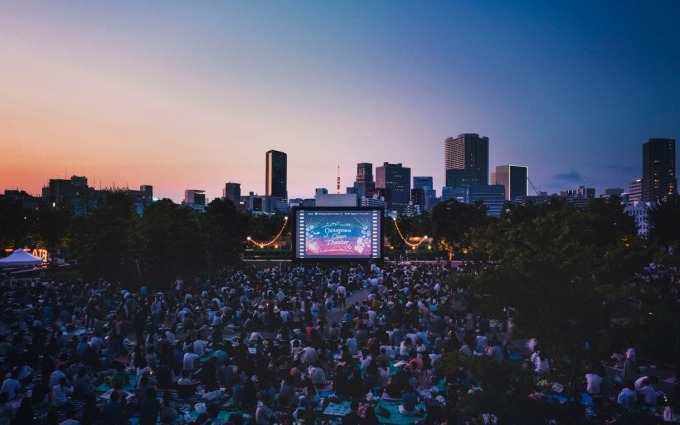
[1,1,678,200]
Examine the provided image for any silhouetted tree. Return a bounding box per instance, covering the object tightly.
[204,198,245,276]
[647,194,680,248]
[74,190,139,281]
[431,199,487,261]
[138,199,204,286]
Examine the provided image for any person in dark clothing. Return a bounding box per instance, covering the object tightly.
[333,365,351,396]
[241,378,257,411]
[348,367,365,399]
[138,388,161,425]
[360,405,379,425]
[101,391,124,425]
[341,401,361,425]
[79,395,101,425]
[14,397,33,425]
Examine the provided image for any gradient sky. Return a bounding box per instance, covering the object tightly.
[1,1,679,202]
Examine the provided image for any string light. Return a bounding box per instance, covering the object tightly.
[392,218,429,248]
[247,217,289,247]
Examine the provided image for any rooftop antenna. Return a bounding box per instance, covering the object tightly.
[337,165,340,194]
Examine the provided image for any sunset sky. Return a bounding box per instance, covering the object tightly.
[1,1,679,202]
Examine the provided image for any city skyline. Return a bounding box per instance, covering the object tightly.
[1,2,679,202]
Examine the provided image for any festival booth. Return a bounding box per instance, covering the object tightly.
[0,249,43,267]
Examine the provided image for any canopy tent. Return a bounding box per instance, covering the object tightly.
[0,249,43,267]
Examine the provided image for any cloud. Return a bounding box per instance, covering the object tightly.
[554,168,582,182]
[601,165,637,175]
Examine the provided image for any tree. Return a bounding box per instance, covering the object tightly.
[431,199,487,261]
[0,199,31,249]
[647,194,680,248]
[138,199,205,287]
[31,206,72,253]
[461,200,646,396]
[204,198,245,277]
[73,190,139,281]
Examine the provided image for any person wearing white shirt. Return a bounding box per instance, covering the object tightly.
[360,354,373,370]
[89,334,104,352]
[51,377,73,408]
[366,310,377,328]
[183,347,199,371]
[475,335,488,353]
[399,339,412,358]
[636,377,659,405]
[346,336,358,355]
[309,364,327,387]
[301,346,318,365]
[49,367,68,388]
[165,329,176,345]
[617,383,638,409]
[622,345,636,382]
[337,285,347,310]
[193,339,207,357]
[0,372,21,400]
[486,344,503,359]
[585,373,602,395]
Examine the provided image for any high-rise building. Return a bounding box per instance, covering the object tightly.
[604,187,624,197]
[352,163,376,198]
[140,185,153,202]
[629,178,643,202]
[41,175,97,216]
[445,133,489,188]
[376,162,411,213]
[642,138,676,202]
[265,150,287,201]
[413,176,436,211]
[223,182,241,205]
[413,176,433,191]
[469,185,506,217]
[411,188,425,209]
[129,185,154,214]
[183,189,206,211]
[492,165,528,201]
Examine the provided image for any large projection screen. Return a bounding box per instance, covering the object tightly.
[293,207,384,262]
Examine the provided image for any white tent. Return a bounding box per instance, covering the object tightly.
[0,249,43,267]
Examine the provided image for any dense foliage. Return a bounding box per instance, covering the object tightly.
[0,192,281,287]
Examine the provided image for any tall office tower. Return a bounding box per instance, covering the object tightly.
[642,138,676,202]
[469,185,506,217]
[411,188,425,208]
[445,133,489,188]
[493,165,528,201]
[413,176,433,191]
[629,178,643,202]
[354,162,376,197]
[184,189,206,211]
[376,162,411,213]
[604,187,624,197]
[223,182,241,205]
[265,150,287,201]
[140,185,153,202]
[413,176,436,211]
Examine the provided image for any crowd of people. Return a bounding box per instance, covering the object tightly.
[0,261,677,425]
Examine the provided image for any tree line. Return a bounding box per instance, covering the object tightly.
[0,190,287,285]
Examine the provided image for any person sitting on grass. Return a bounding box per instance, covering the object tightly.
[399,386,424,417]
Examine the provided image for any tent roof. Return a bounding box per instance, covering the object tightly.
[0,249,43,267]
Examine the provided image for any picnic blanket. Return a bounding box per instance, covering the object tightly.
[375,400,427,425]
[323,401,352,416]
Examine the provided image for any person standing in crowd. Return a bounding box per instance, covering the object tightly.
[622,342,637,383]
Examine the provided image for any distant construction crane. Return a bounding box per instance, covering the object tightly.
[527,177,541,196]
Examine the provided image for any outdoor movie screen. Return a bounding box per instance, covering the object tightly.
[293,207,383,261]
